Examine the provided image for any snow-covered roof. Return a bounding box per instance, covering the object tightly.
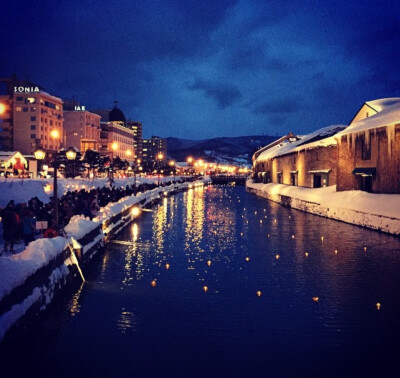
[338,98,400,137]
[39,91,63,103]
[365,98,400,113]
[255,125,346,162]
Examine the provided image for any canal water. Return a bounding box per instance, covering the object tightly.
[2,185,400,377]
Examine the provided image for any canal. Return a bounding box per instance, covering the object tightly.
[2,185,400,377]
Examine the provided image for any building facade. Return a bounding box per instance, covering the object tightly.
[63,102,101,153]
[94,104,135,163]
[253,126,345,189]
[336,98,400,193]
[13,90,63,155]
[142,135,167,165]
[0,77,63,155]
[126,120,143,161]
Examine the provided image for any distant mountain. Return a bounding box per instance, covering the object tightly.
[166,135,278,166]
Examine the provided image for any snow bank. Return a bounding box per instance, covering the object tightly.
[246,181,400,235]
[0,237,69,300]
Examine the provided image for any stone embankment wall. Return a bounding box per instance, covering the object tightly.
[246,182,400,236]
[0,180,206,342]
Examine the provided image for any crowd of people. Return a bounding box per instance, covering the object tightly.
[0,178,193,255]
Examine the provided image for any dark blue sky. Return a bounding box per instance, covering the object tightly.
[2,0,400,139]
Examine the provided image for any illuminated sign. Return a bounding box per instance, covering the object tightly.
[74,106,86,111]
[14,86,40,93]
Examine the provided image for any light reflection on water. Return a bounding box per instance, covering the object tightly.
[3,185,400,378]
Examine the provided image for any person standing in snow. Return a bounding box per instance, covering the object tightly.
[90,196,100,219]
[1,200,19,254]
[21,208,36,247]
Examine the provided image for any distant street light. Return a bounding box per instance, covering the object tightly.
[169,160,175,182]
[34,146,77,230]
[109,142,119,181]
[157,153,164,186]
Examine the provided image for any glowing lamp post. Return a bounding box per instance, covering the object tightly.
[157,153,164,186]
[34,146,77,229]
[134,158,141,186]
[169,160,175,182]
[109,142,118,180]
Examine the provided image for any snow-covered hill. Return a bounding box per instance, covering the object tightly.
[166,135,277,165]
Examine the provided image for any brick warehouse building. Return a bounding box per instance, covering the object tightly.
[335,98,400,193]
[252,98,400,194]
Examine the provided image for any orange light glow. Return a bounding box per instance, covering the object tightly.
[312,297,319,303]
[0,103,6,114]
[245,257,250,262]
[203,286,208,292]
[50,129,59,139]
[165,263,170,270]
[275,254,280,260]
[151,280,157,287]
[256,291,262,297]
[207,260,212,267]
[376,302,381,310]
[111,142,118,151]
[305,252,309,257]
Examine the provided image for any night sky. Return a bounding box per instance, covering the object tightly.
[2,0,400,139]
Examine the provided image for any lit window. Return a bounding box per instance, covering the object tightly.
[16,107,22,111]
[26,97,36,104]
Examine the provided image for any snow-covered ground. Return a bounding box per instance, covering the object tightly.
[0,175,183,208]
[246,181,400,235]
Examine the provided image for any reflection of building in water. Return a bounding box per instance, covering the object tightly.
[100,252,110,276]
[184,187,205,254]
[117,308,138,334]
[153,199,168,256]
[205,187,236,254]
[122,245,135,286]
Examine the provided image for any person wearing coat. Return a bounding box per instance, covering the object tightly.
[1,200,19,254]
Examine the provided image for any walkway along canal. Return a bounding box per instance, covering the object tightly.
[1,185,400,377]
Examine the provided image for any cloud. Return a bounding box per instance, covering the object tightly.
[253,98,299,115]
[188,78,242,109]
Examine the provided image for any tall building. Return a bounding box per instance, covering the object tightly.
[0,75,63,155]
[142,135,167,165]
[93,103,135,163]
[0,95,13,151]
[63,99,101,153]
[126,120,143,160]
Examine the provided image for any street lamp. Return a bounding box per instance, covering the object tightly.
[34,146,77,230]
[157,153,164,186]
[109,142,118,181]
[169,160,175,182]
[133,158,141,186]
